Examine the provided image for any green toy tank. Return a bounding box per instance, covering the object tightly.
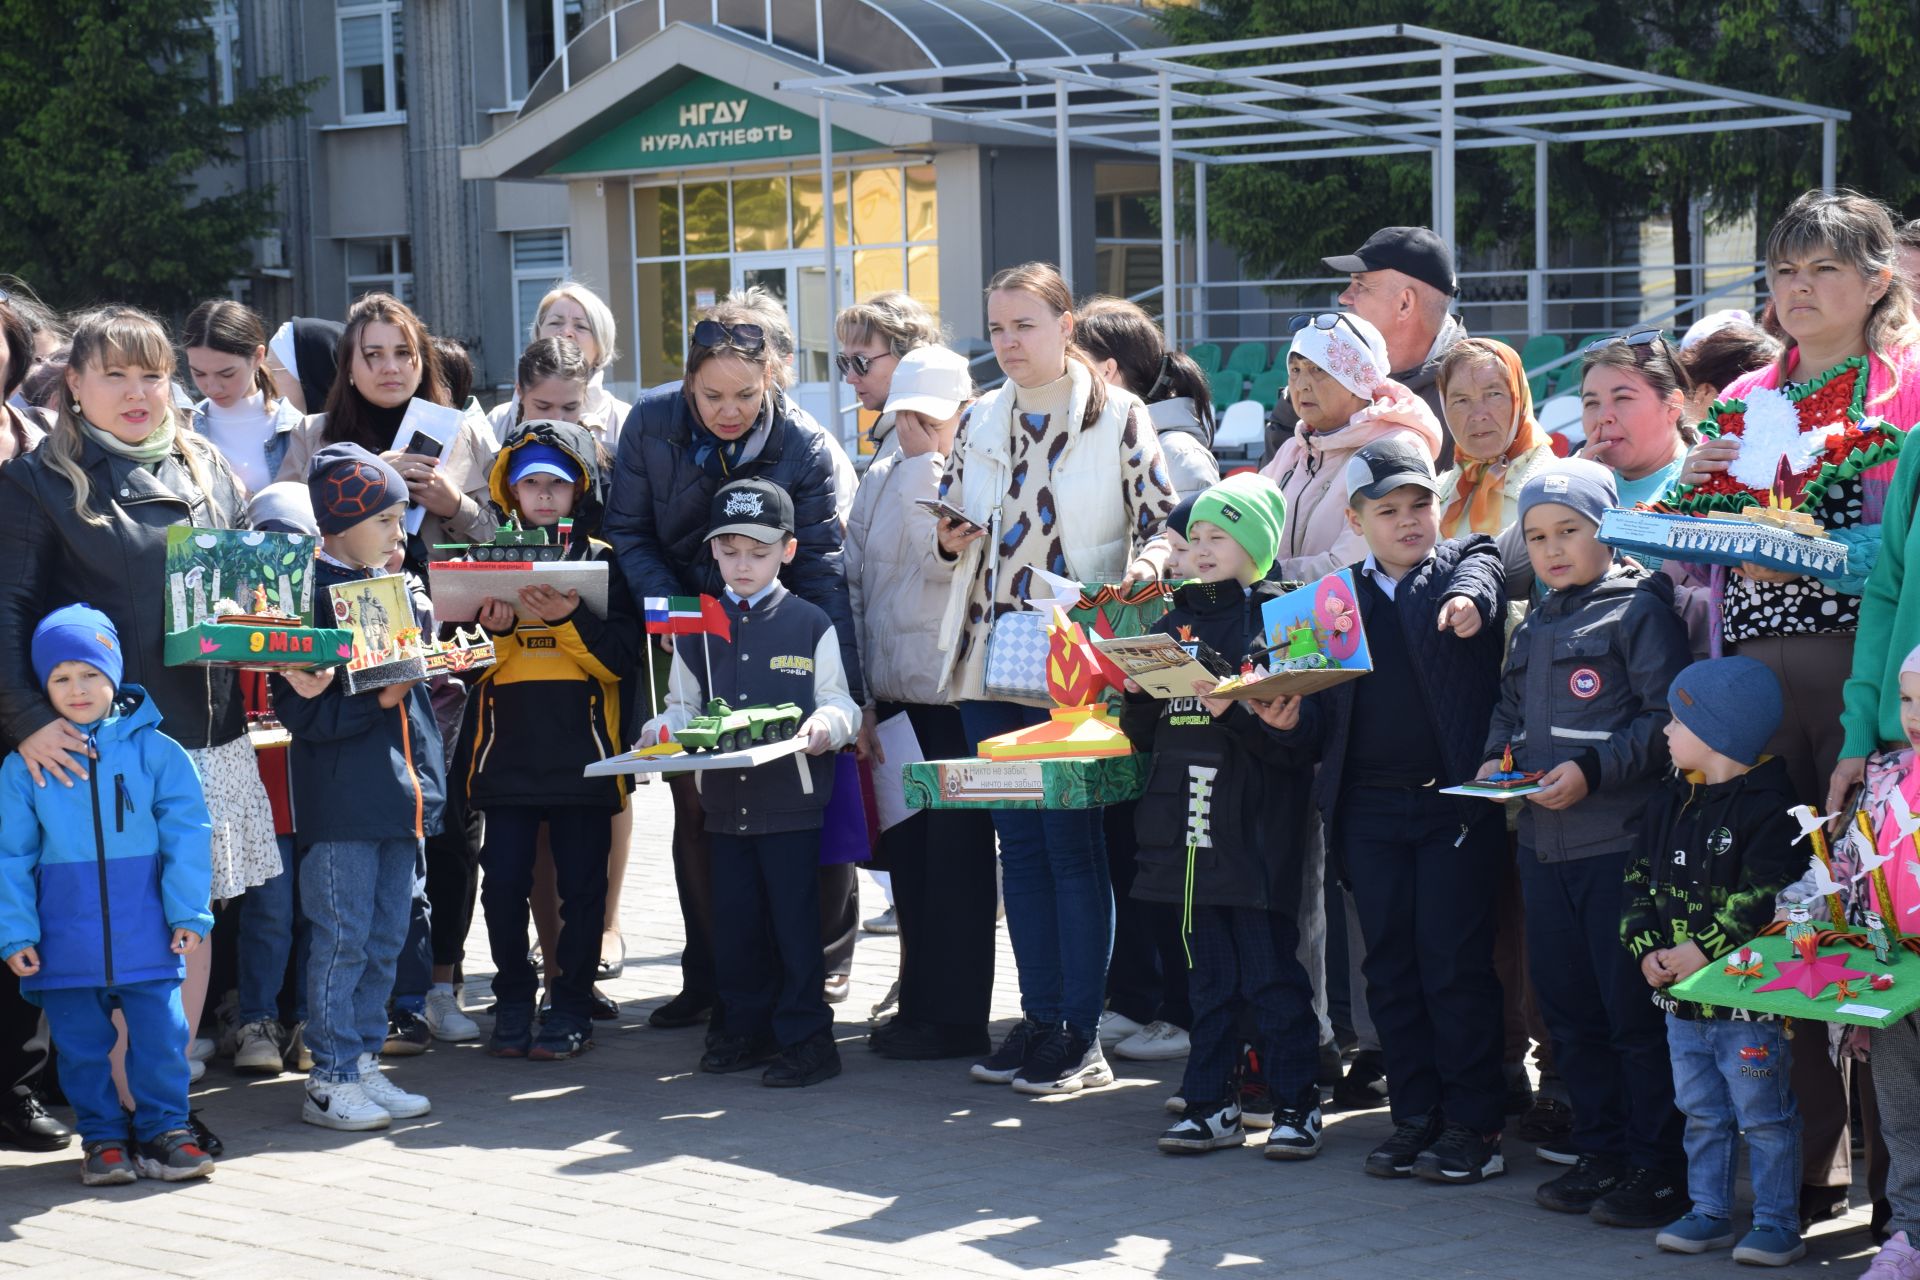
[673,698,804,753]
[1276,621,1330,670]
[435,526,567,563]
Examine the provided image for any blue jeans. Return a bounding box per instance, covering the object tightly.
[1666,1015,1801,1232]
[43,980,189,1144]
[237,835,306,1025]
[303,838,418,1083]
[958,701,1113,1034]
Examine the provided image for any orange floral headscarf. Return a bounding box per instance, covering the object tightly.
[1439,339,1548,535]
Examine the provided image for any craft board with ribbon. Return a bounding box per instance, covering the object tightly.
[1209,569,1371,700]
[902,754,1149,811]
[162,527,351,671]
[1668,922,1920,1029]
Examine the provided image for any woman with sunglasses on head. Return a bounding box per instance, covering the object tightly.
[934,262,1177,1096]
[603,299,863,1033]
[1076,295,1220,500]
[1258,311,1443,583]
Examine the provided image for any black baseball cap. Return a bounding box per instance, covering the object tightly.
[1323,226,1457,298]
[1343,434,1439,502]
[705,477,795,543]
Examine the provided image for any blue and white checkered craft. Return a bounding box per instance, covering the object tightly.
[983,610,1052,700]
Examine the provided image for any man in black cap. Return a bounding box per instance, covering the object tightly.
[1264,226,1470,468]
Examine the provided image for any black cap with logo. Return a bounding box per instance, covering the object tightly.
[705,477,796,543]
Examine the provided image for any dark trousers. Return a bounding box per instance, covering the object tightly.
[390,844,433,1010]
[711,828,830,1048]
[427,794,483,968]
[669,774,858,998]
[1181,904,1319,1113]
[0,966,46,1093]
[877,702,998,1032]
[481,805,611,1021]
[1519,848,1684,1171]
[1341,786,1507,1133]
[1103,801,1191,1029]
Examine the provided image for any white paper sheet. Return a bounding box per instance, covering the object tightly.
[391,399,466,535]
[871,712,926,832]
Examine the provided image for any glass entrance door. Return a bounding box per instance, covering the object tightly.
[733,252,847,439]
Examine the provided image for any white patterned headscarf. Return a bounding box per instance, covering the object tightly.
[1290,312,1390,402]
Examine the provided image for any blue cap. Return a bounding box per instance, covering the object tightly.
[32,604,123,692]
[1668,656,1783,767]
[507,442,582,487]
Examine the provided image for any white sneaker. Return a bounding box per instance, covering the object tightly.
[302,1079,392,1131]
[186,1037,217,1063]
[1012,1031,1115,1096]
[1096,1010,1145,1047]
[356,1055,431,1119]
[422,988,480,1042]
[1158,1101,1245,1153]
[188,1058,205,1083]
[233,1020,289,1074]
[1114,1020,1191,1061]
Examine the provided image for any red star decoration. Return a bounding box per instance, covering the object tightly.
[1754,948,1868,1000]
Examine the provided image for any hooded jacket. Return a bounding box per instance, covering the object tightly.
[1621,756,1802,1021]
[0,687,214,995]
[0,429,247,752]
[1119,579,1318,915]
[603,383,862,702]
[270,558,447,848]
[1485,563,1693,861]
[462,419,637,811]
[1148,397,1221,499]
[846,446,956,706]
[1257,383,1445,584]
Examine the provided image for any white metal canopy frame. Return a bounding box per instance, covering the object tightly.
[774,22,1848,356]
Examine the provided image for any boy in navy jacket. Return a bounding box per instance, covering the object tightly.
[1290,437,1510,1185]
[272,444,445,1133]
[0,606,214,1185]
[640,479,858,1088]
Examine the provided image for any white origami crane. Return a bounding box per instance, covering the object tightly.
[1804,854,1847,900]
[1889,789,1920,848]
[1853,833,1894,883]
[1788,805,1835,846]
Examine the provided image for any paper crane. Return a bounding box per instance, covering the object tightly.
[1804,853,1848,899]
[1891,789,1920,848]
[1852,830,1894,883]
[1906,860,1920,915]
[1788,805,1836,846]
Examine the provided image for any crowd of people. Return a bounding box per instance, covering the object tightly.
[4,186,1920,1275]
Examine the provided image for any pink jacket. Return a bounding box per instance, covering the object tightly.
[1722,346,1920,435]
[1259,380,1445,582]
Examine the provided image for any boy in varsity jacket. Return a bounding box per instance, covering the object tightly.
[640,478,858,1089]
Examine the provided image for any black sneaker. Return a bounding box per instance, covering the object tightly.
[0,1085,72,1152]
[529,1013,594,1061]
[1332,1049,1389,1110]
[1011,1025,1113,1096]
[1536,1153,1629,1214]
[763,1029,842,1088]
[81,1138,137,1186]
[1262,1103,1324,1160]
[648,990,714,1029]
[1158,1100,1244,1154]
[185,1110,223,1159]
[488,1003,536,1058]
[1412,1124,1506,1185]
[133,1129,214,1182]
[1365,1111,1444,1178]
[1590,1165,1690,1228]
[382,1009,431,1056]
[970,1018,1045,1084]
[700,1032,778,1074]
[1238,1077,1276,1131]
[1517,1095,1573,1144]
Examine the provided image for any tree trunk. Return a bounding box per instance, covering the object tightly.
[1670,172,1697,329]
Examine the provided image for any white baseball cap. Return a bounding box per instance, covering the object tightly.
[882,345,974,421]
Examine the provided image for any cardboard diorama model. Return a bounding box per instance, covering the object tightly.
[329,574,430,695]
[1599,357,1903,577]
[1441,743,1549,800]
[1669,805,1920,1029]
[1208,569,1372,700]
[163,528,351,671]
[1093,632,1234,700]
[427,521,609,623]
[905,607,1149,811]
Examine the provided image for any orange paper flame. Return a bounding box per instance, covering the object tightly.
[1793,932,1819,963]
[1046,608,1099,706]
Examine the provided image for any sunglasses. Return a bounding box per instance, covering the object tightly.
[690,319,766,356]
[1591,327,1668,354]
[834,350,896,377]
[1290,312,1369,346]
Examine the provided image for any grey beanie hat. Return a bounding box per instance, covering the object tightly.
[245,481,320,537]
[1518,457,1618,529]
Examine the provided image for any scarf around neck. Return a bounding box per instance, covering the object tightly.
[83,411,178,467]
[1442,344,1546,535]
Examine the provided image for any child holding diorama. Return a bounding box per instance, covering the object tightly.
[638,478,857,1089]
[467,419,637,1060]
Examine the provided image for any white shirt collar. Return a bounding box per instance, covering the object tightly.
[725,582,778,609]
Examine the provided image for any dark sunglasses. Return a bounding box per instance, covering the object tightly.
[1590,327,1668,354]
[1290,312,1368,345]
[690,319,766,356]
[835,349,896,377]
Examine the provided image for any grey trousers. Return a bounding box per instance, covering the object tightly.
[1873,1016,1920,1237]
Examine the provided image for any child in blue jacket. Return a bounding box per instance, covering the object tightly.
[0,605,214,1185]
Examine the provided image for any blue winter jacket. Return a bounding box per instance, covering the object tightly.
[0,687,214,995]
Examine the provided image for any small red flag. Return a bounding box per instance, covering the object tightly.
[700,594,732,643]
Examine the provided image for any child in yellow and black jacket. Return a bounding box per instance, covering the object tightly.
[466,418,637,1060]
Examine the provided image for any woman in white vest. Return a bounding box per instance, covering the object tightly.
[932,262,1178,1095]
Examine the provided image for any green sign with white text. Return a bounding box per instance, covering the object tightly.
[550,73,880,174]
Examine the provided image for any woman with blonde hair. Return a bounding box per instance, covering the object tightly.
[487,281,631,454]
[0,306,278,1156]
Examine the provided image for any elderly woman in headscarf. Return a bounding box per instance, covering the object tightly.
[1433,338,1556,539]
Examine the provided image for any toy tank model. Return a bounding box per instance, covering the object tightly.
[673,698,804,753]
[435,526,568,563]
[1274,621,1330,670]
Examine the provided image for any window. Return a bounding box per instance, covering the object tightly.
[1093,167,1163,306]
[346,237,414,305]
[203,0,240,106]
[339,2,404,121]
[505,0,584,106]
[511,230,570,342]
